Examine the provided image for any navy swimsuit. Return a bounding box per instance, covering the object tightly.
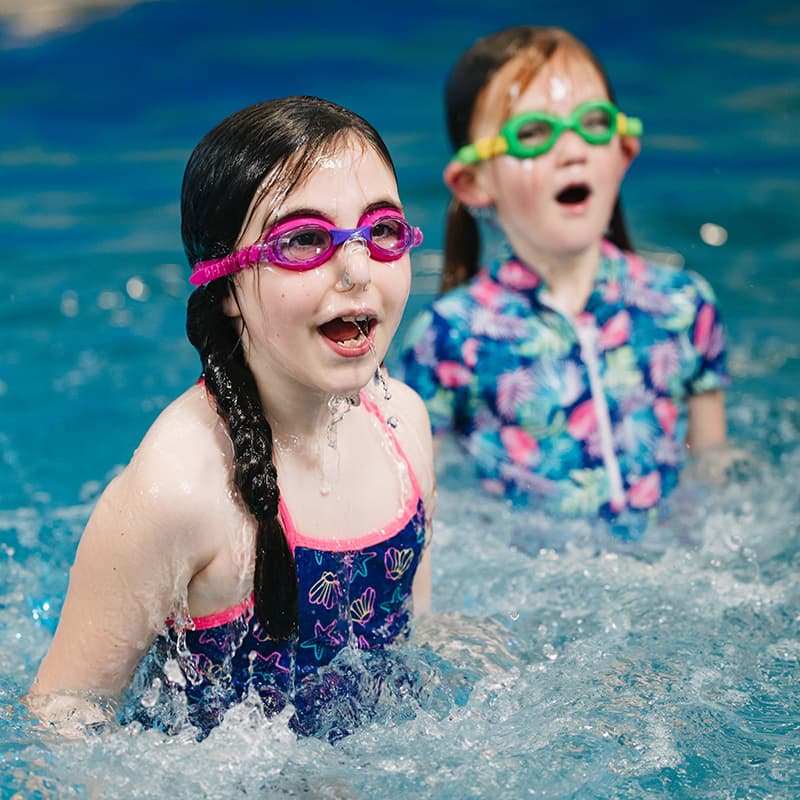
[126,394,427,737]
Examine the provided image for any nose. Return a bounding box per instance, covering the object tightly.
[335,234,372,291]
[553,128,589,166]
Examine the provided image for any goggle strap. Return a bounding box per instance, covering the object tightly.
[617,113,643,137]
[190,244,262,286]
[455,136,508,165]
[454,143,479,165]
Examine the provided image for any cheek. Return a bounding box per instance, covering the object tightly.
[238,280,295,336]
[594,151,628,200]
[377,263,412,332]
[385,263,412,309]
[492,160,547,215]
[267,272,323,309]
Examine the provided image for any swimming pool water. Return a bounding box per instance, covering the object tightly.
[2,1,799,797]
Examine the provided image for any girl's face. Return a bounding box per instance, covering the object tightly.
[457,51,638,266]
[226,140,412,404]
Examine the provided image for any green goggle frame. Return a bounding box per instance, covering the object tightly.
[454,99,643,165]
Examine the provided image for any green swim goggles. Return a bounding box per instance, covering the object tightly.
[453,99,643,165]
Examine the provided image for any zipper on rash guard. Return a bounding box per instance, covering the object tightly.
[572,315,627,512]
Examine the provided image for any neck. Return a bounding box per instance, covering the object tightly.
[271,385,360,441]
[245,360,365,450]
[516,241,602,317]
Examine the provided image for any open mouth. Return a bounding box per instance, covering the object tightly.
[319,314,376,346]
[556,183,591,205]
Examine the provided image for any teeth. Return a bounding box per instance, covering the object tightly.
[341,314,369,323]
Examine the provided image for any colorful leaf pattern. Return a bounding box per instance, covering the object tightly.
[399,240,728,534]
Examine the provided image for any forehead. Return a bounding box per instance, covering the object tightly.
[512,54,607,110]
[241,137,397,238]
[278,140,397,210]
[473,48,608,134]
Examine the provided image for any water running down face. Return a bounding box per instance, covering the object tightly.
[222,141,415,404]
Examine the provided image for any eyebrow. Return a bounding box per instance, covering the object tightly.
[264,199,403,232]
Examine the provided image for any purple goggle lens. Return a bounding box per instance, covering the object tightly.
[190,208,422,286]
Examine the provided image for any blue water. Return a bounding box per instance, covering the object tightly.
[1,1,799,797]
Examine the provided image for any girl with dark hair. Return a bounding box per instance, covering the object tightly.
[28,96,434,737]
[400,26,729,537]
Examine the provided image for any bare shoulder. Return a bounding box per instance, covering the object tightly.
[100,384,233,560]
[134,383,230,485]
[386,377,432,436]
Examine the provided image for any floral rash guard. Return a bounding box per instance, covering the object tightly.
[399,240,728,537]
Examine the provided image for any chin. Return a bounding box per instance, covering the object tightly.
[326,363,381,398]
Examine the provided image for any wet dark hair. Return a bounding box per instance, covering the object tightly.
[442,25,635,293]
[183,96,396,640]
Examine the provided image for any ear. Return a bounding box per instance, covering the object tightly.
[618,135,641,175]
[221,286,242,320]
[443,161,494,209]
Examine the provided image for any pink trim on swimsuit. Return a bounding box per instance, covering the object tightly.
[183,594,254,630]
[361,391,423,498]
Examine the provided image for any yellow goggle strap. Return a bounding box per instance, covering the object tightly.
[453,135,509,165]
[617,113,643,138]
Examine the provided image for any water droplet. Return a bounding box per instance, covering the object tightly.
[164,658,186,688]
[60,290,79,317]
[140,677,162,707]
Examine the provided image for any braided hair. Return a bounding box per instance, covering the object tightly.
[441,26,635,294]
[182,96,396,639]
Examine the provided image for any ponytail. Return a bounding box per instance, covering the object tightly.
[186,285,297,640]
[441,198,481,294]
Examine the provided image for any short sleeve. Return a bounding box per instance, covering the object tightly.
[398,307,468,436]
[686,271,729,395]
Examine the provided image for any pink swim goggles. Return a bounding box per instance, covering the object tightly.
[190,208,423,286]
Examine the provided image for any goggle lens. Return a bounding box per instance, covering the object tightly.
[270,224,332,267]
[505,100,619,158]
[575,105,615,143]
[369,216,417,257]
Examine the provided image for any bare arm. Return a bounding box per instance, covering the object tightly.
[27,390,223,727]
[686,389,727,451]
[684,389,756,484]
[30,478,187,701]
[412,545,432,615]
